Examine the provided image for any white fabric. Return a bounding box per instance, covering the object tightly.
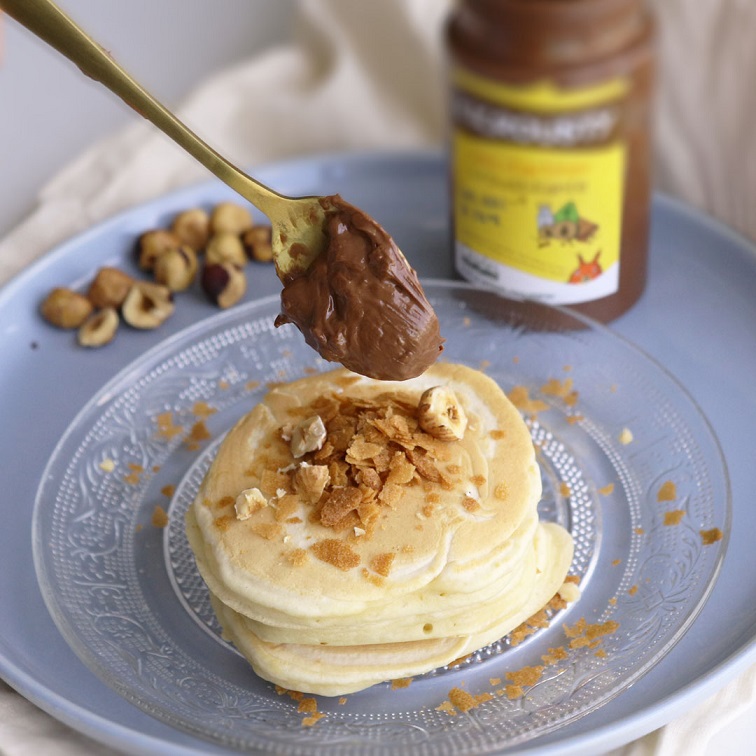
[1,0,754,753]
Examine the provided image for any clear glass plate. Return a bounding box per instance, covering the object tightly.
[33,282,729,753]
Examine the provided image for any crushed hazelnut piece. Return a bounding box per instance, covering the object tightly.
[234,487,267,520]
[291,415,327,458]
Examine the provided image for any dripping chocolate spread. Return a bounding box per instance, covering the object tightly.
[275,196,443,381]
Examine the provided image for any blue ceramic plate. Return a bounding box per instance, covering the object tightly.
[1,152,755,754]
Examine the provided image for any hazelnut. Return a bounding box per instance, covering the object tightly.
[122,281,174,329]
[77,307,119,347]
[136,229,181,271]
[87,267,134,309]
[40,287,93,329]
[205,232,247,268]
[153,246,198,292]
[210,201,253,235]
[201,262,247,309]
[242,225,274,263]
[417,386,468,441]
[171,208,210,251]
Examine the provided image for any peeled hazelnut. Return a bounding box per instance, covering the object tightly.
[210,201,253,235]
[171,208,210,251]
[290,416,327,458]
[153,246,198,292]
[242,225,274,263]
[40,287,93,329]
[201,262,246,309]
[87,267,134,309]
[205,232,247,267]
[77,307,119,347]
[417,386,468,441]
[122,281,175,329]
[136,229,181,271]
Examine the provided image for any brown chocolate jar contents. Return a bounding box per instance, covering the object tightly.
[275,197,443,381]
[447,0,656,323]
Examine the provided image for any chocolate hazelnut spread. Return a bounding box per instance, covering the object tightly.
[275,196,443,381]
[447,0,656,323]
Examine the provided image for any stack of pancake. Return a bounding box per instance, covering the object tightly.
[186,363,574,696]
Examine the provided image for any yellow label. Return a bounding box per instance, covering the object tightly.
[452,70,628,305]
[452,68,630,114]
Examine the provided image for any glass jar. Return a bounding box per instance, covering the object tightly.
[447,0,656,322]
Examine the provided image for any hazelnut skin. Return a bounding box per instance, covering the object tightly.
[171,208,210,251]
[201,262,247,309]
[40,287,93,329]
[210,201,253,235]
[78,307,119,348]
[205,232,247,267]
[242,225,274,263]
[87,267,134,309]
[136,229,181,271]
[153,246,198,292]
[121,281,175,329]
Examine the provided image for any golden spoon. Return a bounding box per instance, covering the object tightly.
[2,0,445,380]
[0,0,325,279]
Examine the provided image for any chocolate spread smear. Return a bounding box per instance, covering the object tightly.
[275,196,443,381]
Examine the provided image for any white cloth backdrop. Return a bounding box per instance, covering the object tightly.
[2,0,755,753]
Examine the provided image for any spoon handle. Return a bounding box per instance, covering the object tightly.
[1,0,285,217]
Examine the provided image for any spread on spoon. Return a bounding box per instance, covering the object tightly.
[275,196,444,381]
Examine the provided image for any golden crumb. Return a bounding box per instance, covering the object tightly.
[219,379,230,390]
[505,685,524,699]
[494,483,508,500]
[506,665,544,688]
[435,700,457,716]
[559,482,571,497]
[609,597,617,606]
[155,411,183,440]
[192,401,217,418]
[634,527,645,535]
[371,552,395,577]
[391,677,413,690]
[618,427,634,445]
[595,649,608,659]
[160,484,175,498]
[657,480,677,502]
[611,559,621,566]
[489,677,501,686]
[567,414,585,425]
[286,548,308,566]
[251,522,283,541]
[213,514,234,532]
[185,420,212,450]
[541,646,568,666]
[338,697,347,705]
[448,687,492,713]
[507,386,549,415]
[628,584,638,596]
[462,496,480,513]
[98,458,115,473]
[311,539,360,571]
[663,510,685,526]
[301,712,325,727]
[151,505,169,528]
[701,528,723,545]
[297,697,318,714]
[490,429,506,440]
[598,483,615,496]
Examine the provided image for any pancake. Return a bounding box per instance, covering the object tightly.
[187,363,575,695]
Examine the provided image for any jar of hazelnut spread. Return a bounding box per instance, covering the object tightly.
[447,0,655,322]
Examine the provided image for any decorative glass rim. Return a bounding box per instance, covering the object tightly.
[32,281,731,753]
